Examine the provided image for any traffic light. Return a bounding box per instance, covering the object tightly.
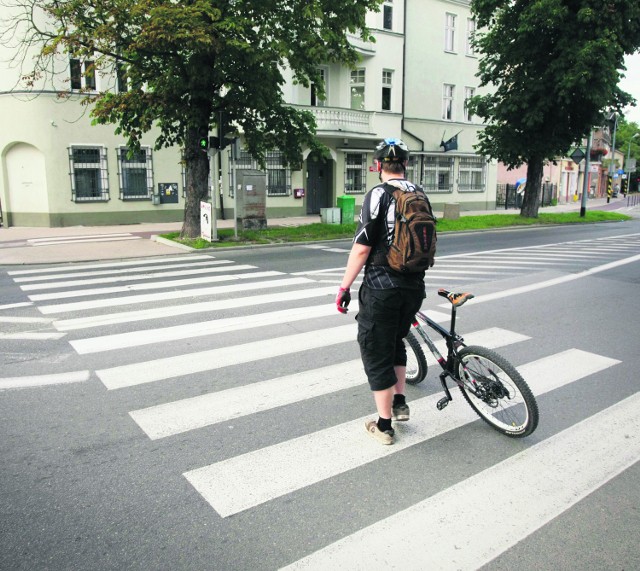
[198,136,209,152]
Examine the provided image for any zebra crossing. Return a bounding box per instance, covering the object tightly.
[2,235,640,569]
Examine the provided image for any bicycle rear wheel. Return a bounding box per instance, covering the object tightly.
[404,329,428,384]
[456,346,538,437]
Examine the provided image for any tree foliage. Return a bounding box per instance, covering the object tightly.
[468,0,640,216]
[5,0,382,236]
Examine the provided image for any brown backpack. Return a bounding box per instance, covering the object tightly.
[383,183,437,273]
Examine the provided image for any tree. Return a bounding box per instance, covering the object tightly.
[468,0,640,217]
[4,0,381,237]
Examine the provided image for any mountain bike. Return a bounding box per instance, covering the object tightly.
[403,289,539,438]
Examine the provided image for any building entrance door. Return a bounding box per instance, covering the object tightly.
[306,153,332,215]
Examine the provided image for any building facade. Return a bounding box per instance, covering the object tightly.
[0,0,495,227]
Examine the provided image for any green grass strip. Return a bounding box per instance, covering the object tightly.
[161,211,631,250]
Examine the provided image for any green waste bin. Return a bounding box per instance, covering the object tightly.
[337,195,355,224]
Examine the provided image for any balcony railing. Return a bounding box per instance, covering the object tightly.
[298,105,374,135]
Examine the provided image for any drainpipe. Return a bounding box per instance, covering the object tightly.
[401,0,425,184]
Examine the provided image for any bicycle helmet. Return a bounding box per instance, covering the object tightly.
[373,138,409,163]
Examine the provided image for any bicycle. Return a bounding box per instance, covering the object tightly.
[403,288,539,438]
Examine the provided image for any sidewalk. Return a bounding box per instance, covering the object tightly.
[1,196,637,266]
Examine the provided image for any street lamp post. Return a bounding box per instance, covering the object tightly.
[607,113,618,203]
[626,133,639,193]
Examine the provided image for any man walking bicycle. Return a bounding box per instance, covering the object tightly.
[336,138,435,445]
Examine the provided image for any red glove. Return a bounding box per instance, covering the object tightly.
[336,287,351,314]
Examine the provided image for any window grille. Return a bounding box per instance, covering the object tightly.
[423,155,454,193]
[458,156,486,192]
[69,146,109,202]
[228,148,291,197]
[405,155,420,185]
[265,150,291,196]
[118,147,153,200]
[345,153,367,195]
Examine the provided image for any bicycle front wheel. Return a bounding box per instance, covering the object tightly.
[456,346,539,437]
[404,329,428,384]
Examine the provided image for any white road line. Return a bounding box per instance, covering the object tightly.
[37,276,313,314]
[0,302,33,310]
[443,253,640,308]
[0,370,91,390]
[54,286,337,331]
[30,236,142,246]
[129,327,527,440]
[131,360,365,439]
[282,391,639,570]
[27,233,133,243]
[19,262,244,291]
[96,324,358,390]
[184,349,619,518]
[0,332,67,340]
[0,316,52,323]
[7,255,213,276]
[28,270,284,301]
[12,259,232,283]
[72,301,352,354]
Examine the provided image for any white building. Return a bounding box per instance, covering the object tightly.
[0,0,495,227]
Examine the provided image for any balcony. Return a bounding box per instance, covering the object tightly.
[346,33,376,57]
[298,105,375,136]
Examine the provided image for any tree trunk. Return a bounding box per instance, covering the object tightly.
[181,128,211,239]
[521,157,544,218]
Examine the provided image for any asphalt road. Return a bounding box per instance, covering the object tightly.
[1,220,640,570]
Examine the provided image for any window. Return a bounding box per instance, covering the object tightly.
[442,84,455,120]
[382,70,393,111]
[423,156,454,193]
[229,148,291,197]
[445,13,456,52]
[405,154,420,185]
[265,150,291,196]
[350,68,366,110]
[69,58,96,90]
[311,67,327,107]
[383,2,393,31]
[458,156,486,192]
[466,18,476,56]
[464,87,475,122]
[118,147,153,200]
[69,146,109,202]
[116,61,128,93]
[345,153,367,194]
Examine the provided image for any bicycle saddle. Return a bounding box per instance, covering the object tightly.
[438,289,475,307]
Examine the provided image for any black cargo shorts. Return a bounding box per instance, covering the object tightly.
[356,285,424,391]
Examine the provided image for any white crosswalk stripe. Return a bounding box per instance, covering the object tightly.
[282,392,640,570]
[183,348,619,518]
[3,242,637,568]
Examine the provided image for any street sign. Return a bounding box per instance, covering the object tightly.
[627,159,636,172]
[570,148,585,164]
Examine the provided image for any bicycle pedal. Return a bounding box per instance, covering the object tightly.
[436,397,450,411]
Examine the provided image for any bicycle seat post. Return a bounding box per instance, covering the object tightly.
[449,303,458,337]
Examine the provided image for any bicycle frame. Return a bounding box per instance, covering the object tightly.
[410,305,476,409]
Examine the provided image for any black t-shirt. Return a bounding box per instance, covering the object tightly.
[353,178,425,291]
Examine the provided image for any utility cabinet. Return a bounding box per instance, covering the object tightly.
[235,169,267,229]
